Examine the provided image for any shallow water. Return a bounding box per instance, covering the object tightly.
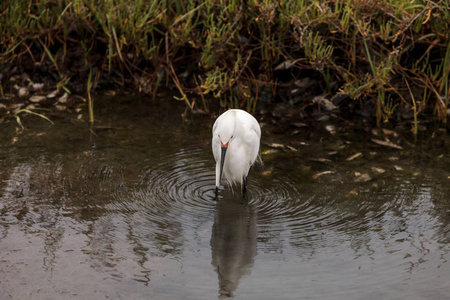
[0,97,449,299]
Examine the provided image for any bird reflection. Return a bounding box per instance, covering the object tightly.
[211,196,257,297]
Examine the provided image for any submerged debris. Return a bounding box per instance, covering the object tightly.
[261,149,279,155]
[264,143,298,152]
[371,138,402,150]
[261,166,274,176]
[393,165,403,171]
[266,143,285,149]
[354,172,372,183]
[346,152,362,161]
[312,170,334,179]
[371,167,386,174]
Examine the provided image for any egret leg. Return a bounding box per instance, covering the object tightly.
[215,186,219,200]
[242,176,247,197]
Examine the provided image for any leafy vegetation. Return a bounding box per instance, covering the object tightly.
[1,0,449,126]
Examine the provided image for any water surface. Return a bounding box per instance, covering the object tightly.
[0,97,449,299]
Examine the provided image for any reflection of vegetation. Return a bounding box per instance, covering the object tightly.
[1,0,450,123]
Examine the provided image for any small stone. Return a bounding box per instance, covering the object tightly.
[325,125,336,134]
[312,96,338,111]
[18,87,29,98]
[46,90,58,98]
[30,82,44,91]
[29,95,47,103]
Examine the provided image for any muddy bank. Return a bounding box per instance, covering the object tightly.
[1,64,447,142]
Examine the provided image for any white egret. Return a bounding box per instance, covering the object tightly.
[212,109,261,197]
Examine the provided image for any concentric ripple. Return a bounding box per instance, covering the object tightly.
[245,172,407,252]
[111,144,407,254]
[113,145,217,233]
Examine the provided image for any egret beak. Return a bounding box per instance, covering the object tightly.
[219,141,228,184]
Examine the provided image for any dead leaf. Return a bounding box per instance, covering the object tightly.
[311,158,332,163]
[371,167,386,174]
[354,173,372,182]
[261,149,279,155]
[346,152,362,161]
[312,171,334,179]
[261,166,274,176]
[371,138,402,149]
[265,143,285,149]
[274,60,293,70]
[286,145,298,152]
[347,189,359,196]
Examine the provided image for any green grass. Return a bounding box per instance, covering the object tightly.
[1,0,450,124]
